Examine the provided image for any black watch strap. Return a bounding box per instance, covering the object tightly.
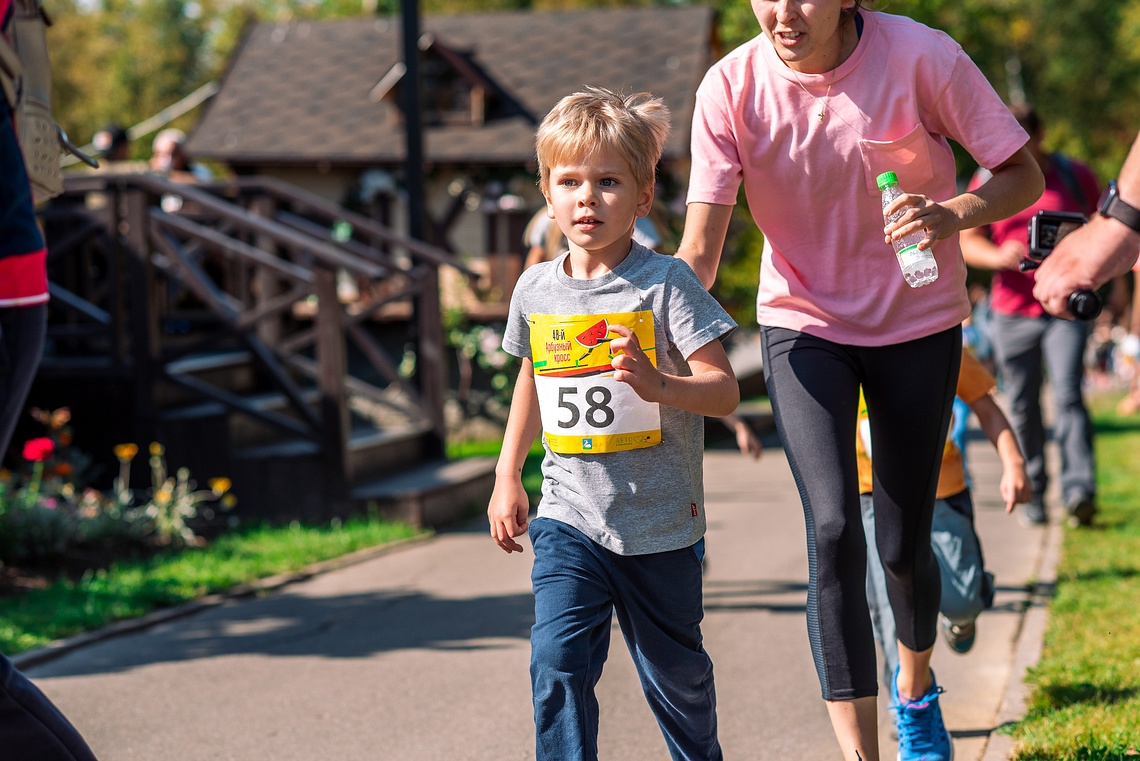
[1099,180,1140,233]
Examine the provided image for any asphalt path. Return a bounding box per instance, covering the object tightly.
[24,427,1051,760]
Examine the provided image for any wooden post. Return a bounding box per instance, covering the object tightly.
[122,187,159,444]
[401,0,446,457]
[250,194,283,346]
[315,266,350,501]
[416,269,447,456]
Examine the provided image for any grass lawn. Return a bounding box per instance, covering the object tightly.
[0,516,424,655]
[1008,391,1140,759]
[0,439,542,656]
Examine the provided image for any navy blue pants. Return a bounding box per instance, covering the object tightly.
[529,518,721,761]
[761,325,961,701]
[0,654,98,760]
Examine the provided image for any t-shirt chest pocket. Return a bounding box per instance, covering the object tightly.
[858,123,937,197]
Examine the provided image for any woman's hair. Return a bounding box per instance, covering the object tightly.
[535,86,670,194]
[842,1,871,24]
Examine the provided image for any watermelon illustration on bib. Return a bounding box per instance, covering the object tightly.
[529,310,660,454]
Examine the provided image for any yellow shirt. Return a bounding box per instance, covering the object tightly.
[856,348,995,499]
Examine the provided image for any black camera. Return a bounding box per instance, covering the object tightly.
[1022,210,1102,320]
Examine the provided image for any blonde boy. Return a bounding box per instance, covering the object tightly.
[488,87,737,761]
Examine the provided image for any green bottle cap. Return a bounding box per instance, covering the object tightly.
[876,171,899,190]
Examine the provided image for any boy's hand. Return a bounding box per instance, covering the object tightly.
[609,323,665,402]
[488,477,530,553]
[1000,465,1031,514]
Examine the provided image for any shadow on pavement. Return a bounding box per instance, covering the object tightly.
[32,588,535,679]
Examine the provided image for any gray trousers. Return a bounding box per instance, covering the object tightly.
[862,491,991,688]
[991,311,1095,503]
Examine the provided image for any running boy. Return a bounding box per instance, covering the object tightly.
[857,347,1031,695]
[488,86,738,761]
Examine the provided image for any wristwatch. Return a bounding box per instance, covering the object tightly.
[1098,180,1140,233]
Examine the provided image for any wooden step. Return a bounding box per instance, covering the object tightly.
[351,456,497,528]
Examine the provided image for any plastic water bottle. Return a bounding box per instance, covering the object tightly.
[877,171,938,288]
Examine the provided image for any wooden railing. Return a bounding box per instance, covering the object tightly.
[40,172,474,485]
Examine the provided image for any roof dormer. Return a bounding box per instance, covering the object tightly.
[370,33,523,127]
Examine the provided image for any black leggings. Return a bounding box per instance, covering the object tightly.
[761,325,961,701]
[0,304,47,460]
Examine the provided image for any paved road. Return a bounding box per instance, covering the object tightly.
[24,428,1052,760]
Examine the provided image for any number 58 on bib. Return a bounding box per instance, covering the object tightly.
[529,311,661,455]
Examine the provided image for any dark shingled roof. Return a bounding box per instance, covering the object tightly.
[187,6,716,168]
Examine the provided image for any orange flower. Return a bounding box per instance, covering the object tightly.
[114,443,139,462]
[52,462,74,477]
[30,407,70,430]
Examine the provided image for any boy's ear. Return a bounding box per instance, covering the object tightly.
[636,185,654,218]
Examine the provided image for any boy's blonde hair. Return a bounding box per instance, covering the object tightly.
[536,86,670,195]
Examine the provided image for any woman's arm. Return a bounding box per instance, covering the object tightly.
[887,146,1045,250]
[676,202,734,290]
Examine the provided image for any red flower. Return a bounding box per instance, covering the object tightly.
[23,437,55,462]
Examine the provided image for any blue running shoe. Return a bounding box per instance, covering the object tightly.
[890,667,953,761]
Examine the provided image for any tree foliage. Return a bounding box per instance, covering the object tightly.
[45,0,1140,172]
[40,0,1140,325]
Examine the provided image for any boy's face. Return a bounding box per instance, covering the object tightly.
[543,147,653,264]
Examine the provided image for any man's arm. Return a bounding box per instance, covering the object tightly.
[488,359,543,554]
[675,202,734,289]
[969,393,1031,513]
[1034,131,1140,317]
[958,224,1024,271]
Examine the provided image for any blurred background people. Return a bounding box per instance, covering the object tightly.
[960,104,1100,527]
[149,127,211,183]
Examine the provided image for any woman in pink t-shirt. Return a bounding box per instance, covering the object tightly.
[676,3,1042,760]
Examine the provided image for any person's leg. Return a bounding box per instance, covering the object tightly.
[0,652,99,761]
[611,539,721,761]
[860,493,898,688]
[862,327,960,700]
[761,327,878,761]
[529,519,615,761]
[0,304,48,460]
[861,328,960,761]
[1040,317,1096,523]
[991,312,1048,520]
[930,493,986,653]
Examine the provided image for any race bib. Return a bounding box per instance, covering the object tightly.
[530,311,660,454]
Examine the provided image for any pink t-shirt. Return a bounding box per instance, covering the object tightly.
[688,11,1029,346]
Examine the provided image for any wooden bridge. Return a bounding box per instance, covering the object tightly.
[35,172,496,527]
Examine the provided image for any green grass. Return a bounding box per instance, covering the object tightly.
[0,516,424,655]
[1008,392,1140,760]
[447,437,546,502]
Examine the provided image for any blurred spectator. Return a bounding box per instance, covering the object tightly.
[91,122,130,161]
[960,104,1100,528]
[150,128,211,183]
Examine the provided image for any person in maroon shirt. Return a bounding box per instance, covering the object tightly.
[960,104,1099,528]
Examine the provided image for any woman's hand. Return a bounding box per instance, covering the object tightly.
[883,193,957,251]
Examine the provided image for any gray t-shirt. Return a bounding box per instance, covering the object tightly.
[503,241,736,555]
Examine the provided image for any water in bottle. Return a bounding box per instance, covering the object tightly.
[876,171,938,288]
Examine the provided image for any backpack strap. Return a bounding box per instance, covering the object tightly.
[1051,152,1086,210]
